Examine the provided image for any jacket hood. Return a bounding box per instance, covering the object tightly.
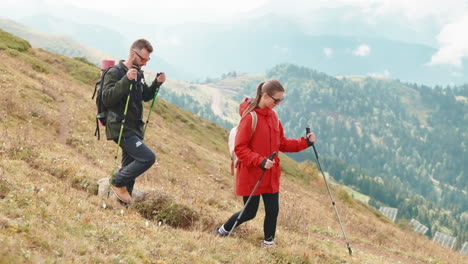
[239,98,251,116]
[239,97,275,117]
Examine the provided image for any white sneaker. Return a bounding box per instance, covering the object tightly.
[214,225,229,237]
[263,240,275,248]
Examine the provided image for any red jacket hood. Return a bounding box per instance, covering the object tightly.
[239,97,274,117]
[239,98,251,116]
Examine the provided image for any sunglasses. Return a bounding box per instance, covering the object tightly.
[267,94,284,104]
[132,50,150,63]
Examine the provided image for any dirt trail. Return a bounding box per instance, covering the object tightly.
[210,90,223,117]
[57,95,69,145]
[55,92,105,173]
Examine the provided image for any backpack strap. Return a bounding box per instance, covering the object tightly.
[92,79,100,100]
[94,118,101,140]
[249,111,257,139]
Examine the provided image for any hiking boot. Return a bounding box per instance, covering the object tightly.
[111,185,132,204]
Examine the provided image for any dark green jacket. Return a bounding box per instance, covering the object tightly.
[101,60,161,140]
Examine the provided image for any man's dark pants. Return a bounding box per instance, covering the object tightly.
[112,135,156,195]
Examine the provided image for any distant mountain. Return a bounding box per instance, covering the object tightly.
[19,14,129,58]
[15,15,190,78]
[0,17,186,78]
[0,17,113,65]
[151,14,467,85]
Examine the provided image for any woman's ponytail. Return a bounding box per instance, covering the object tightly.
[241,82,265,118]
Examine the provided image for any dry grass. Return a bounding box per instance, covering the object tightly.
[0,41,467,264]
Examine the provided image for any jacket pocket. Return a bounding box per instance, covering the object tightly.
[107,111,123,123]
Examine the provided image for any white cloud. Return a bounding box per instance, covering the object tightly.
[357,0,466,22]
[429,13,468,67]
[323,48,333,57]
[263,0,466,22]
[353,44,371,56]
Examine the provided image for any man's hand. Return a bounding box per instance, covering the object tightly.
[156,72,166,83]
[127,68,138,80]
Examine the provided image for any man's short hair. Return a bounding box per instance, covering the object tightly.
[131,39,153,53]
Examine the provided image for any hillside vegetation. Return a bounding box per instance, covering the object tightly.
[0,30,467,263]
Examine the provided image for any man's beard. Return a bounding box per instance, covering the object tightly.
[132,58,141,69]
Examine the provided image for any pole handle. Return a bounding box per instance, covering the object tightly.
[261,152,277,172]
[306,126,319,160]
[268,152,277,161]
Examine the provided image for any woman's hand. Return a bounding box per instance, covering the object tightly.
[306,132,315,146]
[260,157,275,170]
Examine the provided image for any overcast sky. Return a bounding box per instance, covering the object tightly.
[2,0,468,67]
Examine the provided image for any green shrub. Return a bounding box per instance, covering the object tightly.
[73,57,95,66]
[26,57,51,73]
[337,188,354,205]
[63,57,99,85]
[5,48,20,57]
[134,191,199,228]
[10,145,39,162]
[71,176,99,195]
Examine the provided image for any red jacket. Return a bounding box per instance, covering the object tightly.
[234,98,309,196]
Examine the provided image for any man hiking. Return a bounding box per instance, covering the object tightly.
[101,39,165,204]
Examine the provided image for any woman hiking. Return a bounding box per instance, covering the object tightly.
[216,80,315,247]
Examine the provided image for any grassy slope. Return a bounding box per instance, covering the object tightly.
[0,31,466,263]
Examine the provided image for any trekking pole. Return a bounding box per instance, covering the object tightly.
[307,127,352,255]
[143,72,162,137]
[228,152,277,237]
[109,79,135,186]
